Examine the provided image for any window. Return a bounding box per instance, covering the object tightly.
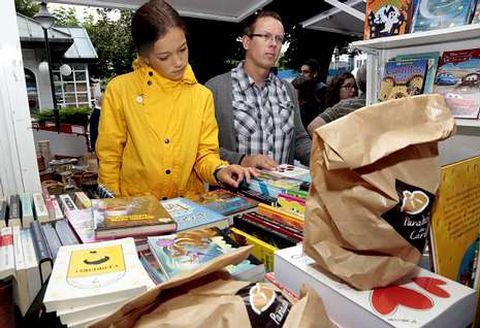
[52,63,92,108]
[24,68,39,114]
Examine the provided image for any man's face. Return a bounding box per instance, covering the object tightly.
[242,17,284,71]
[301,65,316,80]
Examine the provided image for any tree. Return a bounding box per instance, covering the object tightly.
[82,9,136,79]
[53,6,80,27]
[15,0,38,17]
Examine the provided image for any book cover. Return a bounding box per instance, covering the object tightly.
[364,0,414,40]
[65,208,96,244]
[92,195,176,238]
[412,0,477,32]
[20,229,41,312]
[257,203,304,229]
[188,189,258,217]
[43,238,152,312]
[41,223,62,260]
[275,245,476,328]
[161,197,228,232]
[433,48,480,119]
[395,52,440,93]
[19,193,34,228]
[8,195,21,227]
[248,172,304,198]
[147,228,236,279]
[74,191,91,209]
[32,193,49,223]
[30,221,52,283]
[54,219,80,246]
[0,227,14,279]
[276,193,306,218]
[0,200,7,228]
[58,194,78,214]
[378,58,428,102]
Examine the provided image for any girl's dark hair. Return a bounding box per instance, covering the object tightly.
[323,72,356,108]
[242,10,283,36]
[131,0,186,55]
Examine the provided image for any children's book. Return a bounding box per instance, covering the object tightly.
[147,228,257,279]
[92,195,176,238]
[364,0,414,40]
[395,52,440,93]
[43,238,153,312]
[188,189,258,218]
[160,197,229,232]
[411,0,477,32]
[433,48,480,119]
[378,58,428,102]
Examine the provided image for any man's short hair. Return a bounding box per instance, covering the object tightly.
[242,10,283,36]
[303,58,320,74]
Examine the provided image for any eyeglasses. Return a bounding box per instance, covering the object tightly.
[301,69,312,74]
[249,33,285,44]
[341,83,358,90]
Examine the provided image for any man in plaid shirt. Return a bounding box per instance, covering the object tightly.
[206,11,311,170]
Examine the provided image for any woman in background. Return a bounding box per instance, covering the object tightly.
[97,0,254,200]
[323,72,358,109]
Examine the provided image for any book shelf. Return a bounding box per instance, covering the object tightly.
[349,24,480,164]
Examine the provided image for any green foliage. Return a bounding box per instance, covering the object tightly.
[15,0,38,17]
[83,9,136,79]
[33,106,91,126]
[53,6,80,27]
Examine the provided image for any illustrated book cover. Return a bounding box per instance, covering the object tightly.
[433,48,480,119]
[378,58,428,102]
[92,195,176,238]
[364,0,414,40]
[160,197,228,232]
[43,238,153,312]
[188,189,258,217]
[395,52,440,94]
[411,0,477,32]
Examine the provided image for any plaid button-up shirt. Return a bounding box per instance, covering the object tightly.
[231,62,295,164]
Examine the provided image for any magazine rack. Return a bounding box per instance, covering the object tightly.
[350,24,480,164]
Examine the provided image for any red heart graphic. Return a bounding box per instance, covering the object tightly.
[371,286,434,315]
[413,277,450,298]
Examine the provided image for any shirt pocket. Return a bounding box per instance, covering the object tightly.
[277,100,295,135]
[233,101,258,137]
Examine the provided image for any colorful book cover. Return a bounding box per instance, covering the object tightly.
[188,189,258,217]
[276,193,306,218]
[412,0,477,32]
[472,1,480,23]
[378,58,428,102]
[433,48,480,119]
[43,238,152,312]
[395,51,440,93]
[92,195,176,237]
[430,156,480,284]
[364,0,414,40]
[147,228,235,279]
[160,197,228,232]
[230,227,277,272]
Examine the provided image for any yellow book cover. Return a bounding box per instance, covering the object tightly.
[43,238,153,312]
[431,156,480,285]
[231,227,276,272]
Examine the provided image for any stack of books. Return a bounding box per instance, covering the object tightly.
[43,238,154,327]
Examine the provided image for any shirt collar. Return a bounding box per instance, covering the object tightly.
[132,57,197,88]
[233,61,274,91]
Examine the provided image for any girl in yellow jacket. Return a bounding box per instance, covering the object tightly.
[97,0,254,200]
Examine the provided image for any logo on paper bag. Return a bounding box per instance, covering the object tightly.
[381,180,435,252]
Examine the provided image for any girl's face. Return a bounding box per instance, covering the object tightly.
[339,77,358,100]
[143,27,188,81]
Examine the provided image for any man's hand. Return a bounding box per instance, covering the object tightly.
[216,165,259,189]
[240,154,278,170]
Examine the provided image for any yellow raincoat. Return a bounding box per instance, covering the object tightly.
[97,59,228,199]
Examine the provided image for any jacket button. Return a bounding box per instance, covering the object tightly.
[147,80,152,86]
[148,71,153,76]
[165,169,171,175]
[162,197,167,200]
[164,138,170,144]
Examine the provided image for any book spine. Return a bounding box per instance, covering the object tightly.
[58,194,78,214]
[54,219,79,246]
[30,221,52,282]
[50,197,64,221]
[32,193,49,223]
[234,215,299,246]
[19,193,34,228]
[239,189,276,205]
[74,191,91,209]
[248,211,303,236]
[0,200,7,228]
[8,195,21,227]
[0,227,15,279]
[41,223,62,260]
[243,212,303,242]
[230,227,276,272]
[258,203,304,224]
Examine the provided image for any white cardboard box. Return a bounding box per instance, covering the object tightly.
[275,245,476,328]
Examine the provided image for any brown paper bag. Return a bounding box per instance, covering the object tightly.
[90,246,335,328]
[304,94,455,290]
